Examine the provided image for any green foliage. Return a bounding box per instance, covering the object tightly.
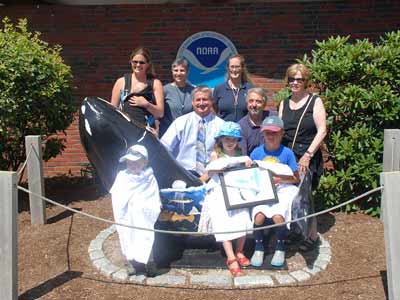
[299,32,400,215]
[0,17,75,170]
[274,86,291,103]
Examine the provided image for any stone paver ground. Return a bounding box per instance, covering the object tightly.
[89,225,332,288]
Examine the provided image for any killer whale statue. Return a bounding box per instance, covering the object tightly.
[79,96,203,191]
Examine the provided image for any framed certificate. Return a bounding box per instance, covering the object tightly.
[218,166,278,210]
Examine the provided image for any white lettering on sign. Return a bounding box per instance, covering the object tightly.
[196,47,219,55]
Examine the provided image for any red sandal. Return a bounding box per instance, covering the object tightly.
[226,258,244,277]
[236,252,250,268]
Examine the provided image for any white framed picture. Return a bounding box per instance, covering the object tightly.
[218,166,278,210]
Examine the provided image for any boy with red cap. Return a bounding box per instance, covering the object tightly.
[249,116,299,268]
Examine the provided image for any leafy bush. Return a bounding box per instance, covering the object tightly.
[0,17,75,171]
[275,32,400,216]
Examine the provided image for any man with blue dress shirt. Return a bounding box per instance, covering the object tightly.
[161,85,225,176]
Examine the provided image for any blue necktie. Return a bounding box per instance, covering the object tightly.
[196,118,206,174]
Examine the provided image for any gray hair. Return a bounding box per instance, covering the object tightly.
[171,58,189,71]
[246,87,268,103]
[191,85,213,100]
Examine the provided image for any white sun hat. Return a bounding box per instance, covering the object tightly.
[119,144,148,163]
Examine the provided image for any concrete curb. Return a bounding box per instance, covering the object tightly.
[88,225,331,288]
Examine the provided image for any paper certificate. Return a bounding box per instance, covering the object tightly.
[219,166,278,210]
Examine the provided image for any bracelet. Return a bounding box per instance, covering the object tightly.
[305,150,314,158]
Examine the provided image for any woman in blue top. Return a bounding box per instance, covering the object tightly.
[213,54,254,122]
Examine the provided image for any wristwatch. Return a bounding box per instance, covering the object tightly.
[305,150,314,158]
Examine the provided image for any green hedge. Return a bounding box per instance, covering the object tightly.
[0,18,75,171]
[276,32,400,216]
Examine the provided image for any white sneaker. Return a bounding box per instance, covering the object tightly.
[271,250,285,267]
[250,250,264,267]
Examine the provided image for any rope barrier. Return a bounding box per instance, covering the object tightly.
[16,185,382,236]
[17,142,42,181]
[17,145,33,177]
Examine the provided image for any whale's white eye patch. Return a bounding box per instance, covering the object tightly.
[81,105,86,115]
[85,119,92,136]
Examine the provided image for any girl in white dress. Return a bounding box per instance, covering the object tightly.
[203,122,252,277]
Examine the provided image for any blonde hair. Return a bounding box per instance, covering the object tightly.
[129,47,156,79]
[284,63,311,88]
[226,54,253,84]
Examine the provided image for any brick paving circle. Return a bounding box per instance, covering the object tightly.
[88,225,331,288]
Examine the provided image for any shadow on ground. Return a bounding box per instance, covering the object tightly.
[19,271,82,300]
[17,176,107,213]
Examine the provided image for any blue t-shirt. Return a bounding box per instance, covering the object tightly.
[250,144,298,172]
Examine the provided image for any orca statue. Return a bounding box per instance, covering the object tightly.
[78,97,203,191]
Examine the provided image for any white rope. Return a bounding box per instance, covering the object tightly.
[17,185,382,236]
[17,142,43,179]
[17,145,33,177]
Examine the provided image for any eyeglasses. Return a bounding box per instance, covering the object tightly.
[131,60,147,65]
[229,65,242,70]
[288,77,305,83]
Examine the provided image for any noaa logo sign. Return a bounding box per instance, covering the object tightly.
[177,31,237,88]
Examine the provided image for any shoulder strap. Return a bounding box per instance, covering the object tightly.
[291,94,316,150]
[147,78,154,88]
[281,98,289,115]
[124,73,131,92]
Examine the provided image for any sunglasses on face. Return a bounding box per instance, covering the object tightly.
[131,60,147,65]
[288,77,305,83]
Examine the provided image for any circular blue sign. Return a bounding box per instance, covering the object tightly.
[177,31,238,88]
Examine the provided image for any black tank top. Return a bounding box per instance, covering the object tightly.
[281,94,318,147]
[122,73,155,126]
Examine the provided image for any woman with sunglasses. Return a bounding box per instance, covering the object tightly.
[213,54,254,122]
[278,63,327,252]
[159,58,195,136]
[111,47,164,128]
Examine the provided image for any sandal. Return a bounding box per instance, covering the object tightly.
[236,252,250,268]
[226,258,244,277]
[299,238,320,252]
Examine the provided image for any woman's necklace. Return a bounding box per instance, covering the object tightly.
[174,83,187,113]
[229,80,240,107]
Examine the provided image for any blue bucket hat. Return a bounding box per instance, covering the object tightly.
[215,121,242,141]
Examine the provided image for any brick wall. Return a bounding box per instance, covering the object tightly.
[1,1,399,177]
